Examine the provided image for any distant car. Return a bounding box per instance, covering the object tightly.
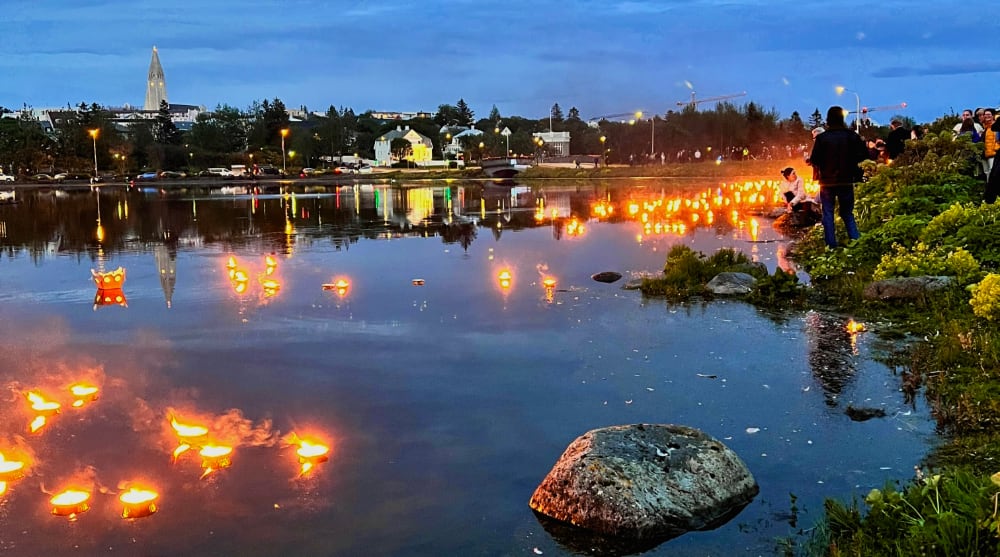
[0,173,14,182]
[29,173,64,183]
[259,166,281,176]
[299,167,316,178]
[357,164,373,174]
[159,170,186,179]
[135,172,158,181]
[333,166,354,175]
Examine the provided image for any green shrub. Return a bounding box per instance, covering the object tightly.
[970,274,1000,322]
[873,243,982,285]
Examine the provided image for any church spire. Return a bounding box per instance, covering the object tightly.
[144,45,168,111]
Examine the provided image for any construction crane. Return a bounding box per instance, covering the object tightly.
[851,103,908,126]
[588,110,650,123]
[853,102,908,116]
[676,91,746,109]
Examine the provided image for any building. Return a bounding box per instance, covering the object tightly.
[531,131,571,156]
[370,111,434,121]
[144,46,168,111]
[374,126,434,166]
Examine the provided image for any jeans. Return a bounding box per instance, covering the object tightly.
[819,185,860,247]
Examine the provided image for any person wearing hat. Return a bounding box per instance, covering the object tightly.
[779,167,809,212]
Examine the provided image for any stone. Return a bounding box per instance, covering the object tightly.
[705,272,756,295]
[592,271,623,284]
[529,424,758,544]
[845,405,887,422]
[862,276,956,301]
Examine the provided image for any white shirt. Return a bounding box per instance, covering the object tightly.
[780,176,808,205]
[953,121,984,136]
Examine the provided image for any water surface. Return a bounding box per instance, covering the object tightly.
[0,180,935,556]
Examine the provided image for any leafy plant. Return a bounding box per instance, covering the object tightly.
[970,274,1000,322]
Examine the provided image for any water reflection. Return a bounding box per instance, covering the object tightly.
[0,178,804,262]
[805,311,860,406]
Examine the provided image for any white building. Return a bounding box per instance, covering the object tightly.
[374,126,435,166]
[532,131,571,156]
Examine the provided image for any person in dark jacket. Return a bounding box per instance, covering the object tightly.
[885,120,909,160]
[809,106,869,248]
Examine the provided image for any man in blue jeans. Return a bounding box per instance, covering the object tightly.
[808,106,869,248]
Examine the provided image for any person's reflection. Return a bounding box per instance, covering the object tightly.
[805,311,857,407]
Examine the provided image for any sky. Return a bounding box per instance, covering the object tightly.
[1,0,996,125]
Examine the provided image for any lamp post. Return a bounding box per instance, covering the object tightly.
[442,132,451,169]
[88,129,99,179]
[599,135,607,166]
[280,128,290,173]
[835,86,861,133]
[478,141,485,163]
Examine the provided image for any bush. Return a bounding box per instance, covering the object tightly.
[873,243,982,285]
[970,274,1000,322]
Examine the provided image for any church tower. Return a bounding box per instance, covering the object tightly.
[144,46,168,111]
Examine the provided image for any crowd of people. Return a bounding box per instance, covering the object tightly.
[783,105,999,248]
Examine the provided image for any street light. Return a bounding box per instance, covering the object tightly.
[442,132,451,169]
[835,86,861,133]
[88,129,99,179]
[280,128,290,173]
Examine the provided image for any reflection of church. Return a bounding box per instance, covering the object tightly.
[154,244,177,308]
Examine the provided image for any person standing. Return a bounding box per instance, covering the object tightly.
[809,106,869,248]
[953,109,984,139]
[981,108,1000,203]
[885,120,909,161]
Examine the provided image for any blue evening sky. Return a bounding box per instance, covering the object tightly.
[1,0,994,124]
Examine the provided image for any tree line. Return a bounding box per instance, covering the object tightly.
[0,97,927,176]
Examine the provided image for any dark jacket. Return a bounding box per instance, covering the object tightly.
[809,128,869,187]
[885,126,909,159]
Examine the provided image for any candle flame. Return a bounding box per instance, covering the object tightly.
[542,277,557,288]
[226,256,238,269]
[170,417,209,438]
[29,416,47,433]
[50,489,91,515]
[292,437,330,476]
[199,445,233,478]
[847,319,866,334]
[26,391,61,415]
[119,487,158,505]
[0,482,6,496]
[172,443,192,461]
[265,254,278,267]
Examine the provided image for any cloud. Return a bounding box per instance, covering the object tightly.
[872,62,1000,78]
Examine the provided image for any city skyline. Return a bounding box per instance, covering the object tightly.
[1,0,996,125]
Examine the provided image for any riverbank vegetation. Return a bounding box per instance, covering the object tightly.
[739,131,998,554]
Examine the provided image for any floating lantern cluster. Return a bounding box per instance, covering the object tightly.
[25,383,99,434]
[227,255,282,297]
[590,177,819,242]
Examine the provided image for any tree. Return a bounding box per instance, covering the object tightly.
[455,99,474,127]
[808,109,824,130]
[568,107,581,121]
[488,105,501,122]
[390,137,411,164]
[550,103,564,126]
[154,100,183,145]
[434,104,461,127]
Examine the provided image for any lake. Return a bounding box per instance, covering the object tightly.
[0,179,936,556]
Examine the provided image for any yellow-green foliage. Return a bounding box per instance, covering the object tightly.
[873,243,981,284]
[970,274,1000,321]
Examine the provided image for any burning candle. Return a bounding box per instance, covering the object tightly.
[26,391,61,416]
[296,440,330,476]
[264,254,278,268]
[119,487,158,519]
[847,319,866,334]
[542,277,557,289]
[50,489,91,517]
[199,445,233,476]
[70,383,99,408]
[170,417,208,439]
[226,256,238,270]
[0,455,25,482]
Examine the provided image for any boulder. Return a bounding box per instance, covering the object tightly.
[529,424,758,543]
[705,272,756,295]
[862,276,956,301]
[592,271,623,284]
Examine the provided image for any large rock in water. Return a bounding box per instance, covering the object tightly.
[529,424,758,544]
